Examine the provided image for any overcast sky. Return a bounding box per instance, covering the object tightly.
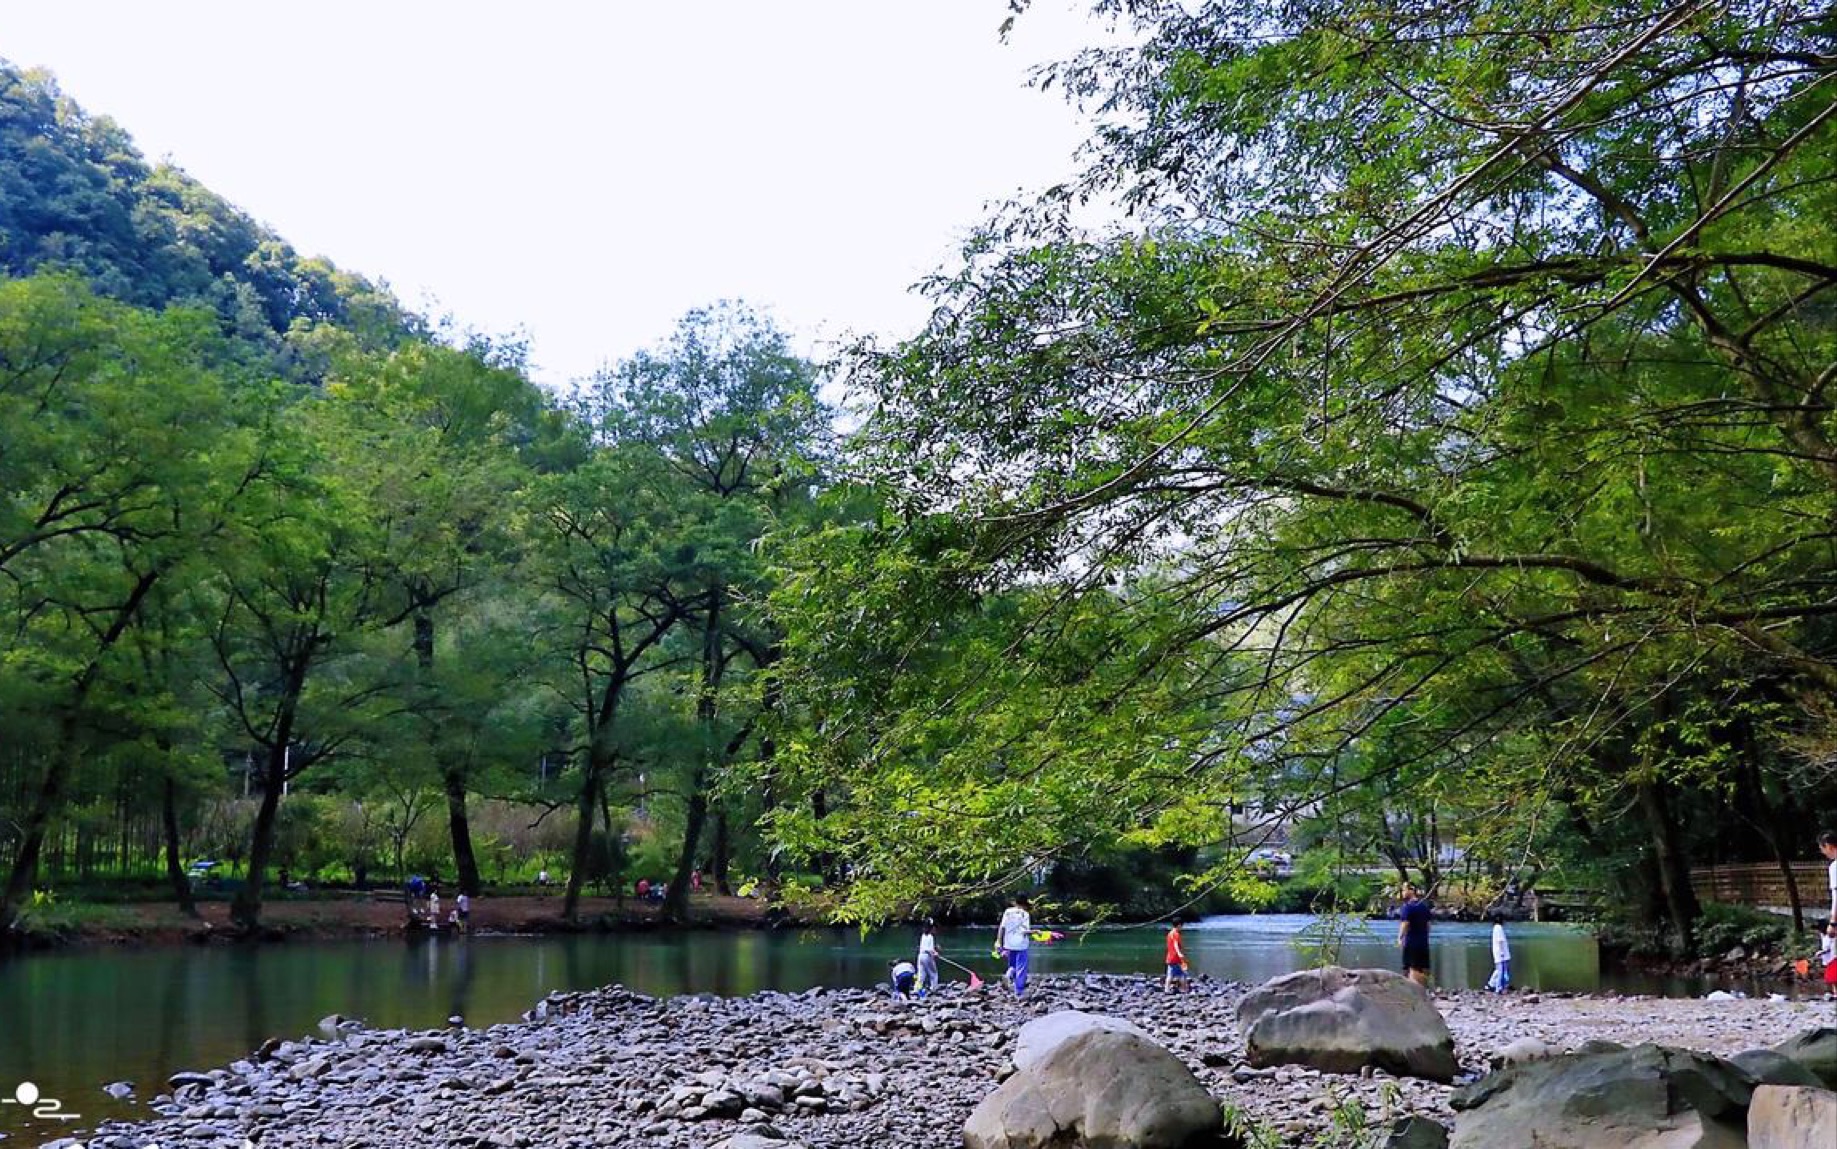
[5,2,1110,386]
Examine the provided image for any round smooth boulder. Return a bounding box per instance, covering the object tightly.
[1449,1044,1755,1149]
[1014,1011,1153,1072]
[1235,966,1457,1082]
[964,1029,1230,1149]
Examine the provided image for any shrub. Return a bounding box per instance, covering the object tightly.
[1692,902,1793,958]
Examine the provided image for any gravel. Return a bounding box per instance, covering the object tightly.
[75,973,1833,1148]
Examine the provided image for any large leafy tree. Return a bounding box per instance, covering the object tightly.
[781,0,1837,940]
[585,303,828,921]
[313,340,548,896]
[520,446,699,921]
[0,275,253,927]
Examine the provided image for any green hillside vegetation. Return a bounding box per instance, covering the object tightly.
[0,63,416,378]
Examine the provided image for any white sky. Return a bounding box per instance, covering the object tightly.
[3,2,1110,386]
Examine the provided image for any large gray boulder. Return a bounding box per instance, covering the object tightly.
[1747,1084,1837,1149]
[1771,1028,1837,1090]
[1728,1049,1825,1089]
[1449,1044,1756,1149]
[1015,1011,1153,1072]
[1234,966,1457,1082]
[963,1029,1229,1149]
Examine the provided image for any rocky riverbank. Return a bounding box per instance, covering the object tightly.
[72,974,1834,1149]
[5,893,787,952]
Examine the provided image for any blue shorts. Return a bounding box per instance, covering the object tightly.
[1166,962,1188,978]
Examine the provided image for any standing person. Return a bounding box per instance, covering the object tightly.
[1396,883,1432,987]
[917,919,941,998]
[691,868,703,894]
[1820,830,1837,928]
[1817,922,1837,1000]
[1487,913,1511,993]
[995,895,1033,996]
[1164,919,1192,993]
[537,868,550,890]
[428,888,441,927]
[456,891,471,934]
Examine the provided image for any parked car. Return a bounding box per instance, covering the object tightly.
[1247,848,1293,873]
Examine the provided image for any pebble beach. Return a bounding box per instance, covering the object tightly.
[70,974,1834,1149]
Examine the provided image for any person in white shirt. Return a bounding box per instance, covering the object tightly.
[916,920,940,998]
[995,895,1033,996]
[456,892,471,933]
[1487,913,1512,993]
[1820,830,1837,928]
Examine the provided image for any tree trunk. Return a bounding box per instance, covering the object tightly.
[415,609,481,897]
[666,590,725,922]
[162,773,196,917]
[665,776,710,923]
[1635,780,1701,957]
[443,767,481,897]
[231,744,288,932]
[1,569,159,928]
[811,788,834,885]
[2,739,83,929]
[711,804,732,895]
[561,752,602,922]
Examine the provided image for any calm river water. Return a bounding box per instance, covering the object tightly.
[0,915,1716,1140]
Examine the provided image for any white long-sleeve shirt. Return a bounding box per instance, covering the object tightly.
[999,907,1032,951]
[1491,923,1511,963]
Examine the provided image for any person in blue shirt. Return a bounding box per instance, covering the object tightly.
[1396,883,1433,987]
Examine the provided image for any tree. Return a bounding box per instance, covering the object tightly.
[312,339,546,897]
[0,275,248,928]
[778,0,1837,941]
[586,303,827,921]
[520,447,696,921]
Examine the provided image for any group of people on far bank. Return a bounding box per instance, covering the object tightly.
[1396,829,1837,998]
[403,874,471,933]
[903,829,1837,1002]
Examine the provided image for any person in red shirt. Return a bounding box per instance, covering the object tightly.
[1164,919,1192,993]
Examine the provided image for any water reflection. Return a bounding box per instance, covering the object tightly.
[0,915,1743,1141]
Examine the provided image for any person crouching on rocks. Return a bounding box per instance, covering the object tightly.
[889,959,918,1001]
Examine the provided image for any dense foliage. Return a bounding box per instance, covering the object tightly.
[767,0,1837,948]
[0,78,835,932]
[7,5,1837,952]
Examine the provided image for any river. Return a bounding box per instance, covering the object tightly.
[0,915,1719,1140]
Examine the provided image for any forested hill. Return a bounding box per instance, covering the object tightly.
[0,62,417,375]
